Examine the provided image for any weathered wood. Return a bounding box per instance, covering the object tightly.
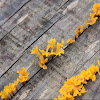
[2,6,33,32]
[0,38,48,93]
[12,25,100,99]
[10,25,32,45]
[0,0,70,78]
[0,0,72,78]
[12,63,65,100]
[68,0,100,22]
[0,0,100,100]
[0,12,62,77]
[74,50,100,100]
[0,28,7,40]
[0,12,81,99]
[81,75,100,100]
[32,0,68,8]
[26,0,59,20]
[0,0,30,25]
[52,24,100,78]
[0,34,24,76]
[1,0,68,37]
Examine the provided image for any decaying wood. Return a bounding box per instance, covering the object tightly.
[12,23,100,99]
[0,0,100,100]
[0,0,30,26]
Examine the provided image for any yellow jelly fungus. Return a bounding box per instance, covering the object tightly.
[39,58,48,69]
[8,83,16,95]
[17,67,29,76]
[54,61,100,100]
[14,78,19,90]
[76,26,83,35]
[82,25,85,31]
[0,67,29,100]
[90,12,96,18]
[52,40,64,56]
[97,60,100,66]
[75,30,79,39]
[92,3,100,14]
[75,25,84,39]
[67,38,75,45]
[17,67,29,83]
[31,46,48,69]
[77,26,81,30]
[39,39,64,68]
[48,38,56,52]
[0,90,9,100]
[40,40,64,58]
[90,75,96,81]
[19,75,29,83]
[84,17,98,25]
[39,49,51,57]
[90,3,100,17]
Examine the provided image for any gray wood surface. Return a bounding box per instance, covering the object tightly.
[0,0,30,26]
[75,50,100,100]
[11,19,100,99]
[0,0,100,100]
[0,0,70,78]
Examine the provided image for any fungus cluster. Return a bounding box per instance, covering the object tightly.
[74,25,85,39]
[85,3,100,25]
[54,60,100,100]
[31,38,64,69]
[0,2,100,100]
[0,67,29,100]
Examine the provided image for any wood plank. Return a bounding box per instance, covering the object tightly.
[9,25,32,45]
[0,34,24,76]
[68,0,100,22]
[74,50,100,100]
[12,25,100,99]
[0,30,49,78]
[0,28,7,40]
[12,63,65,100]
[0,0,30,25]
[1,0,68,35]
[0,11,81,98]
[12,43,100,100]
[40,13,82,47]
[12,1,100,99]
[18,0,70,34]
[2,6,33,32]
[81,75,100,100]
[0,38,47,90]
[0,10,63,77]
[54,14,83,39]
[52,23,100,78]
[0,0,100,99]
[0,0,70,78]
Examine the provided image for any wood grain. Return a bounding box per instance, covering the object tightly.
[0,0,100,100]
